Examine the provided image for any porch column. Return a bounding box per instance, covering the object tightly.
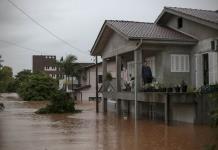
[134,49,142,119]
[134,49,143,91]
[102,59,108,113]
[117,99,122,116]
[116,55,122,92]
[165,94,170,125]
[102,59,107,89]
[103,98,107,113]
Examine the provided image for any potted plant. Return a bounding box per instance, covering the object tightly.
[166,84,173,92]
[174,84,181,93]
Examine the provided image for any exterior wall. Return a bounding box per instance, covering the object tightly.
[165,15,218,40]
[171,103,195,123]
[164,15,218,88]
[161,46,192,86]
[78,61,116,101]
[142,45,192,86]
[101,32,137,59]
[32,55,63,79]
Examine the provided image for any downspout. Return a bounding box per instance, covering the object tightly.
[134,39,143,120]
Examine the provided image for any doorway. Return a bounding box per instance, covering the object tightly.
[203,53,209,85]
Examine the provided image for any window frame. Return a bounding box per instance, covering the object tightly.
[171,54,190,72]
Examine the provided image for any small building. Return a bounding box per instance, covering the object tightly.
[90,7,218,124]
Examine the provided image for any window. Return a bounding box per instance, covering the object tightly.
[98,75,102,83]
[44,66,49,70]
[177,17,183,29]
[171,54,189,72]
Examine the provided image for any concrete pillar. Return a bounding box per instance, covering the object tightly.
[103,98,107,113]
[116,55,122,92]
[134,49,143,91]
[165,94,170,125]
[102,59,107,89]
[117,99,122,116]
[127,101,130,116]
[102,59,108,113]
[133,49,143,119]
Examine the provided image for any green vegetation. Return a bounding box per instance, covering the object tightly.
[14,69,32,88]
[36,90,80,114]
[17,73,58,101]
[201,84,218,150]
[0,66,16,92]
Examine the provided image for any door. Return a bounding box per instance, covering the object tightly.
[203,53,209,85]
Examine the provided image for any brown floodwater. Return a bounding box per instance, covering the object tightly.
[0,93,217,150]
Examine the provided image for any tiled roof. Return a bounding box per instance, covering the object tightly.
[106,20,197,41]
[166,7,218,24]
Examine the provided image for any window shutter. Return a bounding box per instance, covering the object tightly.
[185,55,190,72]
[209,52,218,84]
[171,54,189,72]
[171,55,177,72]
[195,54,203,88]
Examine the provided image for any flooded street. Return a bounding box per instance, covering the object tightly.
[0,93,217,150]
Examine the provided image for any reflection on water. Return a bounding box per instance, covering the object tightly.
[0,95,217,150]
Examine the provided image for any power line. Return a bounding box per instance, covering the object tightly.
[6,0,89,55]
[0,39,40,53]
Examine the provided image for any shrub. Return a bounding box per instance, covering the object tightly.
[17,73,58,101]
[36,90,80,114]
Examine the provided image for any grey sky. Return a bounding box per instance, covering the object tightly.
[0,0,217,75]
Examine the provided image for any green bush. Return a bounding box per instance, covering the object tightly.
[17,73,58,101]
[36,90,80,114]
[0,66,15,93]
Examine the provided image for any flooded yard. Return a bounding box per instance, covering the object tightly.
[0,93,217,150]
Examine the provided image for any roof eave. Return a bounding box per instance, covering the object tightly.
[90,20,107,56]
[155,7,218,30]
[90,21,130,56]
[129,37,197,45]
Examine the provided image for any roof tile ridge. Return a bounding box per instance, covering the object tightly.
[165,6,217,13]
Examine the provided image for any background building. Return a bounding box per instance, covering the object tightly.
[32,55,64,79]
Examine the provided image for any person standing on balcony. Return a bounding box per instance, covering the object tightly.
[142,60,153,84]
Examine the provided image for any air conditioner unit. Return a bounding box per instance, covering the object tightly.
[211,39,218,51]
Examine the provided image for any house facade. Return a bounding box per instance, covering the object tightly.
[90,7,218,124]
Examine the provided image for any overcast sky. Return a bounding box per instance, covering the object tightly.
[0,0,217,75]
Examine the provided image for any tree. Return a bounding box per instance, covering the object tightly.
[0,66,14,92]
[14,69,32,90]
[0,66,13,80]
[57,55,80,92]
[17,73,58,101]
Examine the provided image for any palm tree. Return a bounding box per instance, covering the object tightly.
[57,55,80,92]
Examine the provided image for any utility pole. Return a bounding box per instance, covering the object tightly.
[95,56,99,113]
